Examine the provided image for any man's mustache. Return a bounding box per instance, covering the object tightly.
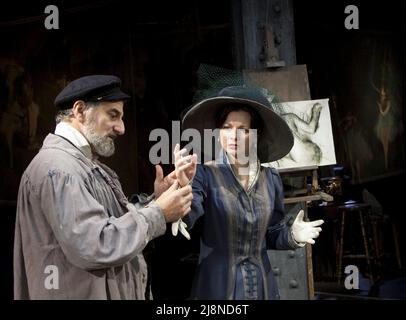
[107,133,117,140]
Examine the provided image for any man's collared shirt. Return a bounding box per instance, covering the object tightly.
[54,122,93,159]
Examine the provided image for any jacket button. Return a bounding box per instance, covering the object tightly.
[289,280,299,288]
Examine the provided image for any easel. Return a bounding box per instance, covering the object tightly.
[244,65,334,299]
[279,165,333,205]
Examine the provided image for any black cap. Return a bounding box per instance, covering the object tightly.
[54,75,131,109]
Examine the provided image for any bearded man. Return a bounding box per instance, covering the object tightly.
[13,75,195,299]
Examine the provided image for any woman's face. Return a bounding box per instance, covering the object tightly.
[219,110,256,163]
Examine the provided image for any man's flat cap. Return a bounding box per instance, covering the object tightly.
[54,75,131,109]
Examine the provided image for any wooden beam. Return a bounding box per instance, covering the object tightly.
[231,0,297,70]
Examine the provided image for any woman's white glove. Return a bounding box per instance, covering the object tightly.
[174,143,197,188]
[172,218,191,240]
[170,144,196,240]
[291,210,324,245]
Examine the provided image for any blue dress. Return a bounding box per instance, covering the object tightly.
[184,150,300,300]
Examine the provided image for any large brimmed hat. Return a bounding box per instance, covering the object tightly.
[181,85,293,163]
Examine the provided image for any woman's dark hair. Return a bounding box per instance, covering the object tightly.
[215,103,264,136]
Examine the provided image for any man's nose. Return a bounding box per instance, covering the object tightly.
[114,119,125,135]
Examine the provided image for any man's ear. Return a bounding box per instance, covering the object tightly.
[72,100,87,123]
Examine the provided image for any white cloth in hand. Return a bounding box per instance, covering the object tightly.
[291,210,324,245]
[171,218,191,240]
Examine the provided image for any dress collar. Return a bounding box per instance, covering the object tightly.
[217,148,260,193]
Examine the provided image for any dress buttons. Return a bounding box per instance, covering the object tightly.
[272,267,280,276]
[289,279,299,288]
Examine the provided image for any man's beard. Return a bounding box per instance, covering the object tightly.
[83,119,115,157]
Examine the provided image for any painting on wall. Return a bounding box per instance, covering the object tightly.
[269,98,336,170]
[330,37,406,184]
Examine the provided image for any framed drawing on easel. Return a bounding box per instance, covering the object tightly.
[269,99,336,170]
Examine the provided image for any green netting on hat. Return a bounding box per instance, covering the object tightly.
[192,63,282,110]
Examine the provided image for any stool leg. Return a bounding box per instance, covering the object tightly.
[337,211,345,284]
[372,221,381,260]
[359,211,374,285]
[392,222,402,269]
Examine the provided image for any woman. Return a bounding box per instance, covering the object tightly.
[174,86,323,300]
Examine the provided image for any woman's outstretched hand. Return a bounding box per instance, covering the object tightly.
[291,210,324,245]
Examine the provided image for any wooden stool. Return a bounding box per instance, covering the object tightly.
[336,202,379,286]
